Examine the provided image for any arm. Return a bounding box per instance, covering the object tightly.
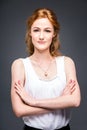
[11,59,51,117]
[32,56,81,109]
[15,57,81,110]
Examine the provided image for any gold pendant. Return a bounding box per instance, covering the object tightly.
[44,72,48,77]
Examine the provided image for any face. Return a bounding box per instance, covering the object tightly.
[30,18,54,52]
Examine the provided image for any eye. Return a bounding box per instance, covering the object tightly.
[45,30,51,32]
[33,29,39,32]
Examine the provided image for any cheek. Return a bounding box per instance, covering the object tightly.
[31,34,38,41]
[46,35,53,42]
[31,35,38,45]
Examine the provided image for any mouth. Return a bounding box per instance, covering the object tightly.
[38,41,45,44]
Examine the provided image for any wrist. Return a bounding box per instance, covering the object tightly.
[29,98,39,107]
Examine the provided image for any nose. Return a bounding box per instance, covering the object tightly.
[39,31,44,40]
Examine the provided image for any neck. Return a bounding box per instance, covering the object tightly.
[31,51,54,62]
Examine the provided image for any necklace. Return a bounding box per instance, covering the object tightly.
[37,59,54,77]
[30,57,55,77]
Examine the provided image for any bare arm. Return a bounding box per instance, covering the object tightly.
[15,56,81,110]
[32,56,81,109]
[11,59,51,117]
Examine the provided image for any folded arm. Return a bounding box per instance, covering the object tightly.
[14,57,81,110]
[11,59,52,118]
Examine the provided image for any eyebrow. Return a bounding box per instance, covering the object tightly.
[32,27,53,30]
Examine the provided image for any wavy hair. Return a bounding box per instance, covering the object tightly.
[25,8,61,56]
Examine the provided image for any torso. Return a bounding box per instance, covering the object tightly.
[21,56,71,129]
[29,56,57,81]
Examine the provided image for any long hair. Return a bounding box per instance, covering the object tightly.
[25,8,61,56]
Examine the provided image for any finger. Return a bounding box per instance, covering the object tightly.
[69,79,72,84]
[66,79,73,88]
[70,84,76,93]
[63,80,75,94]
[14,82,22,92]
[14,85,23,97]
[69,79,75,84]
[69,81,76,94]
[69,80,76,89]
[70,86,75,92]
[18,80,21,86]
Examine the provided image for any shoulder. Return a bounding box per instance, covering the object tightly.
[11,58,23,68]
[11,58,25,72]
[64,56,75,66]
[64,56,76,75]
[11,58,26,85]
[56,56,75,65]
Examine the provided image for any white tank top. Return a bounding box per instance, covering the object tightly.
[21,56,71,130]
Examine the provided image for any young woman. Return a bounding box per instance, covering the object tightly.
[11,8,81,130]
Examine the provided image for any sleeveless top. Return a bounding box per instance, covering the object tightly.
[21,56,71,130]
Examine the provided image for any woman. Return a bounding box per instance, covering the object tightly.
[11,8,81,130]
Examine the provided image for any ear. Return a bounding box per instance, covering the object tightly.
[53,32,57,38]
[53,33,55,38]
[28,30,32,36]
[29,32,31,36]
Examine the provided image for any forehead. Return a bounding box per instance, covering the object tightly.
[31,18,53,28]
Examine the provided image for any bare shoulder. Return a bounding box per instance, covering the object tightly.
[11,58,24,71]
[11,58,25,82]
[64,56,76,74]
[64,56,75,66]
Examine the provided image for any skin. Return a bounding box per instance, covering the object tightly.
[11,18,81,117]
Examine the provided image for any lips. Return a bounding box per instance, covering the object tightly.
[38,41,45,44]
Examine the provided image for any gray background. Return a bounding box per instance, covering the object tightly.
[0,0,87,130]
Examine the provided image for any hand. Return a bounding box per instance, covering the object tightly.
[61,79,76,96]
[14,80,35,106]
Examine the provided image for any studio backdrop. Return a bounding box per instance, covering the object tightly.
[0,0,87,130]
